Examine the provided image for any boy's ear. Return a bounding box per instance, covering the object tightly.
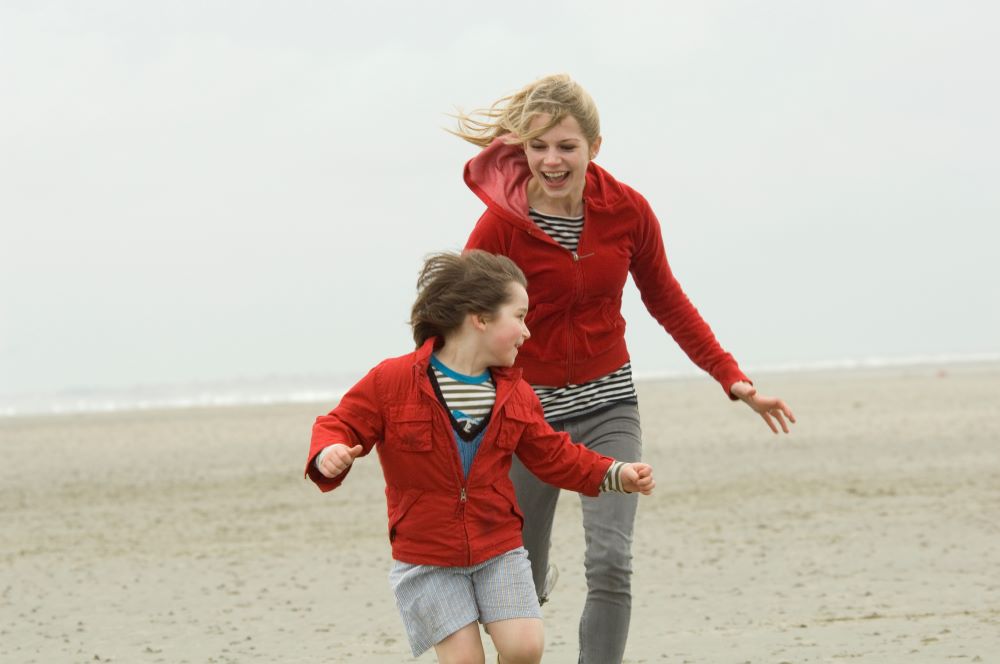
[470,312,489,331]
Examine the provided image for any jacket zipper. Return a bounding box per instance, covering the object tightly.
[455,376,517,564]
[419,364,518,566]
[443,396,473,564]
[417,367,470,492]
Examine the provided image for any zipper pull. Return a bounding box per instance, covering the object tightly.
[460,487,467,502]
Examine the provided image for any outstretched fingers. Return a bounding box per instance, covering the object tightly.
[751,394,796,434]
[780,401,797,425]
[768,400,795,434]
[761,410,779,434]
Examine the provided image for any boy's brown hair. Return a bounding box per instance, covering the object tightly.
[410,250,527,347]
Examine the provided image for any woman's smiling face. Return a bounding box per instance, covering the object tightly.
[524,114,601,214]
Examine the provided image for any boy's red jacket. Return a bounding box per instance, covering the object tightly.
[306,338,614,567]
[463,138,749,396]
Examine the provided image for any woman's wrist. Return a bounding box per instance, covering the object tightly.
[730,381,754,400]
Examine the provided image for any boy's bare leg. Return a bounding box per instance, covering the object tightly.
[434,622,486,664]
[485,618,544,664]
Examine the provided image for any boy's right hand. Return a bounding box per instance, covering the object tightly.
[317,443,364,478]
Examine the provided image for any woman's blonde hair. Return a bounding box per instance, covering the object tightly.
[449,74,601,148]
[410,250,527,347]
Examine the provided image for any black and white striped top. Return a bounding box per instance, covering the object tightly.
[532,362,638,422]
[527,208,639,422]
[528,208,585,253]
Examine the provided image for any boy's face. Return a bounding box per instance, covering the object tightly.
[482,283,530,367]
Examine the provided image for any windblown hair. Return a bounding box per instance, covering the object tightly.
[410,250,527,347]
[449,73,601,148]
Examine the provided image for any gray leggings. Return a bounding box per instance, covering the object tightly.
[510,400,642,664]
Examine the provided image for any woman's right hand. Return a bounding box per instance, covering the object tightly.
[317,443,364,478]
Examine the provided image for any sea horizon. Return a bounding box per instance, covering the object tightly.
[3,351,998,419]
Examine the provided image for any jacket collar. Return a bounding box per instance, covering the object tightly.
[413,337,438,367]
[413,336,523,386]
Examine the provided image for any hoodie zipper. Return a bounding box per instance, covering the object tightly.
[526,218,590,387]
[566,246,589,385]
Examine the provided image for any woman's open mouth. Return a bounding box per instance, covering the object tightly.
[541,171,569,186]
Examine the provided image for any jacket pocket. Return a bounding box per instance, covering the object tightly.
[490,481,524,528]
[576,300,623,356]
[497,404,533,451]
[599,300,625,332]
[387,402,433,452]
[387,488,424,542]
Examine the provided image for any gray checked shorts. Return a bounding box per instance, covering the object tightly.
[388,546,542,657]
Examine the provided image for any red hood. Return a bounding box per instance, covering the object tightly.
[463,138,630,225]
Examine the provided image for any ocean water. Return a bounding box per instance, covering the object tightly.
[0,374,353,418]
[2,353,998,418]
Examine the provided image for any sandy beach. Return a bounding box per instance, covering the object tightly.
[2,362,998,663]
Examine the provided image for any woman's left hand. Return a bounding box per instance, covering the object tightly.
[730,382,796,434]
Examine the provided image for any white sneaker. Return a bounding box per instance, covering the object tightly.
[538,564,559,605]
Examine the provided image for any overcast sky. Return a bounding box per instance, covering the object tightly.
[2,1,998,398]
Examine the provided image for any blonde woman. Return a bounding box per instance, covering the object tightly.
[452,74,795,663]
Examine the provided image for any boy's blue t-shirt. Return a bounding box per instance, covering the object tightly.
[428,355,496,478]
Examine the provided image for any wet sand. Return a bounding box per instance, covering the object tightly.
[2,363,998,663]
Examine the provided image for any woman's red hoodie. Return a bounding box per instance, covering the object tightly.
[464,139,748,396]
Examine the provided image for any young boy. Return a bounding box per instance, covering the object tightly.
[306,250,654,662]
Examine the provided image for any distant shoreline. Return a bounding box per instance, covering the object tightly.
[3,352,998,419]
[635,351,1000,383]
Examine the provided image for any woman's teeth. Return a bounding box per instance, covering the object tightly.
[542,172,568,182]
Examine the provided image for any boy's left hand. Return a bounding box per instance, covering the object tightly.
[621,463,655,495]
